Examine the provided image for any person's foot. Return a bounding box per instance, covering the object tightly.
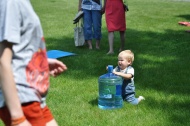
[87,40,92,49]
[89,46,92,49]
[138,96,145,103]
[88,44,92,49]
[107,51,114,55]
[96,47,100,50]
[96,41,100,50]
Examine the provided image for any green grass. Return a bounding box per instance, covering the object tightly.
[1,0,190,126]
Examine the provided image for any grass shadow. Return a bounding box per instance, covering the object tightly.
[144,96,190,125]
[177,14,190,20]
[88,97,98,106]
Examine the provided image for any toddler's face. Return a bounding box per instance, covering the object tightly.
[117,55,131,70]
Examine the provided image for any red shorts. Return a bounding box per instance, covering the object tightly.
[0,102,54,126]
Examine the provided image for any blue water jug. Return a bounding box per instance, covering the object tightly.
[98,65,123,109]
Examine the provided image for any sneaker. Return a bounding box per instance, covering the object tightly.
[138,96,145,102]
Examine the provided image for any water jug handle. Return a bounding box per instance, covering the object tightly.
[107,65,113,73]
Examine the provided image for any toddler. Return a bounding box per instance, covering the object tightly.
[113,50,145,105]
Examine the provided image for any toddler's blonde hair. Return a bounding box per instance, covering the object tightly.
[119,50,134,65]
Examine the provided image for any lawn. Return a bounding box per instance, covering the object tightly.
[1,0,190,126]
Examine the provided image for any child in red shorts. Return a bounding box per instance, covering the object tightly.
[0,0,67,126]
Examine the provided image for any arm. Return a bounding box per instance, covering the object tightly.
[0,41,31,125]
[113,71,133,80]
[78,0,82,11]
[48,58,67,77]
[123,0,129,11]
[102,0,107,14]
[103,0,107,6]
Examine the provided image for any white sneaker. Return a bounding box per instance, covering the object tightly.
[138,96,145,102]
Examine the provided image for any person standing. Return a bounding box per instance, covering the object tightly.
[103,0,126,54]
[78,0,104,49]
[0,0,67,126]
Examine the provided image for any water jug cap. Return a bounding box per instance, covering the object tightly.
[107,65,113,73]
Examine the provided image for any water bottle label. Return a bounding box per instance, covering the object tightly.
[103,94,112,98]
[99,84,115,99]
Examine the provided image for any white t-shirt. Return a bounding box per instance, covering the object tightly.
[0,0,49,108]
[113,66,134,81]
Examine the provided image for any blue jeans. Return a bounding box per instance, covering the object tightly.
[82,9,102,40]
[122,80,139,105]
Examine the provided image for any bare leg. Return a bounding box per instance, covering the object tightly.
[107,32,114,54]
[46,119,58,126]
[96,40,100,49]
[87,40,92,49]
[119,31,125,52]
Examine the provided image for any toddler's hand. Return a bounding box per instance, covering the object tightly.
[113,71,119,75]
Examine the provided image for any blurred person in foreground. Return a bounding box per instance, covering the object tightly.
[0,0,67,126]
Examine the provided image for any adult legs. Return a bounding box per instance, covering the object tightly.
[83,9,93,49]
[92,10,102,49]
[95,40,100,49]
[87,40,92,49]
[119,31,125,52]
[107,32,114,54]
